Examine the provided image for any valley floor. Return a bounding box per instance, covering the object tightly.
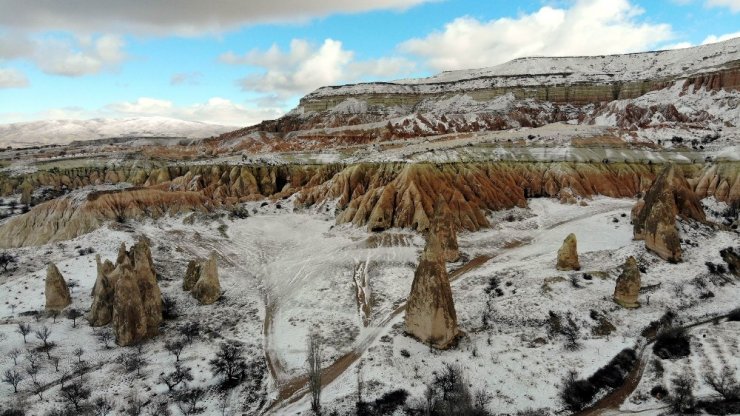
[0,195,737,415]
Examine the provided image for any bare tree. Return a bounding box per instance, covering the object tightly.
[60,380,91,412]
[36,327,54,359]
[96,329,113,349]
[25,350,40,371]
[73,360,89,381]
[122,352,147,377]
[66,309,83,328]
[126,390,145,416]
[73,347,84,363]
[704,367,740,401]
[16,322,31,343]
[50,355,61,372]
[49,309,60,323]
[33,380,44,400]
[160,362,193,391]
[176,387,206,415]
[92,396,114,416]
[307,331,323,415]
[9,348,21,365]
[179,321,200,345]
[3,368,23,393]
[35,325,52,349]
[25,364,39,383]
[165,339,186,362]
[209,340,246,387]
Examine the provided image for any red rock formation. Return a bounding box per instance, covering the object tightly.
[632,164,706,262]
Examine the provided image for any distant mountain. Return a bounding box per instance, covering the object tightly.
[0,116,237,148]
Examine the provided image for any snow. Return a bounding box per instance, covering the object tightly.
[0,117,236,148]
[306,37,740,99]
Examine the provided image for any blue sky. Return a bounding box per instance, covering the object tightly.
[0,0,738,126]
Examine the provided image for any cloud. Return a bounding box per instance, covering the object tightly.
[0,68,28,88]
[0,0,434,36]
[400,0,674,71]
[702,31,740,44]
[170,72,203,86]
[706,0,740,12]
[222,38,416,103]
[0,33,127,76]
[104,97,283,126]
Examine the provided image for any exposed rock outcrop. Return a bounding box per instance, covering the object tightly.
[632,164,705,262]
[298,162,663,233]
[45,263,71,311]
[1,161,735,249]
[613,257,641,308]
[0,188,211,248]
[405,232,459,349]
[89,239,162,346]
[431,196,459,262]
[556,233,580,271]
[183,252,221,305]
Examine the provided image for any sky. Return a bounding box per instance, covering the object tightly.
[0,0,738,127]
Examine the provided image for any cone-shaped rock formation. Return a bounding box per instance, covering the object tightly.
[183,252,221,305]
[89,239,162,346]
[614,257,641,308]
[405,232,459,349]
[431,195,460,262]
[45,263,72,311]
[632,164,705,262]
[556,233,580,271]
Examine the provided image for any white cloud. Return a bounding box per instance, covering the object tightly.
[702,31,740,44]
[0,33,127,76]
[222,38,415,102]
[0,68,28,88]
[706,0,740,12]
[0,0,434,36]
[400,0,674,71]
[663,41,694,49]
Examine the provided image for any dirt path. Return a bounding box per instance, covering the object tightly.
[263,253,494,414]
[575,313,732,416]
[262,201,635,414]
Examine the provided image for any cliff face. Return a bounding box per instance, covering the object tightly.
[1,160,737,248]
[0,188,211,248]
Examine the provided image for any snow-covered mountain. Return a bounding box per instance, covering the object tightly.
[0,116,236,148]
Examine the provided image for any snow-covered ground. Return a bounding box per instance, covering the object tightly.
[0,192,737,415]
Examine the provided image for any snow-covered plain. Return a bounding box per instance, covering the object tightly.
[0,191,737,415]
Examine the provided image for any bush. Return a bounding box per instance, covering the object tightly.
[653,327,691,359]
[559,371,597,411]
[650,385,668,399]
[358,389,409,416]
[587,349,637,390]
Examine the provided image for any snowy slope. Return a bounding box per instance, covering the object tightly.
[0,117,236,148]
[307,37,740,98]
